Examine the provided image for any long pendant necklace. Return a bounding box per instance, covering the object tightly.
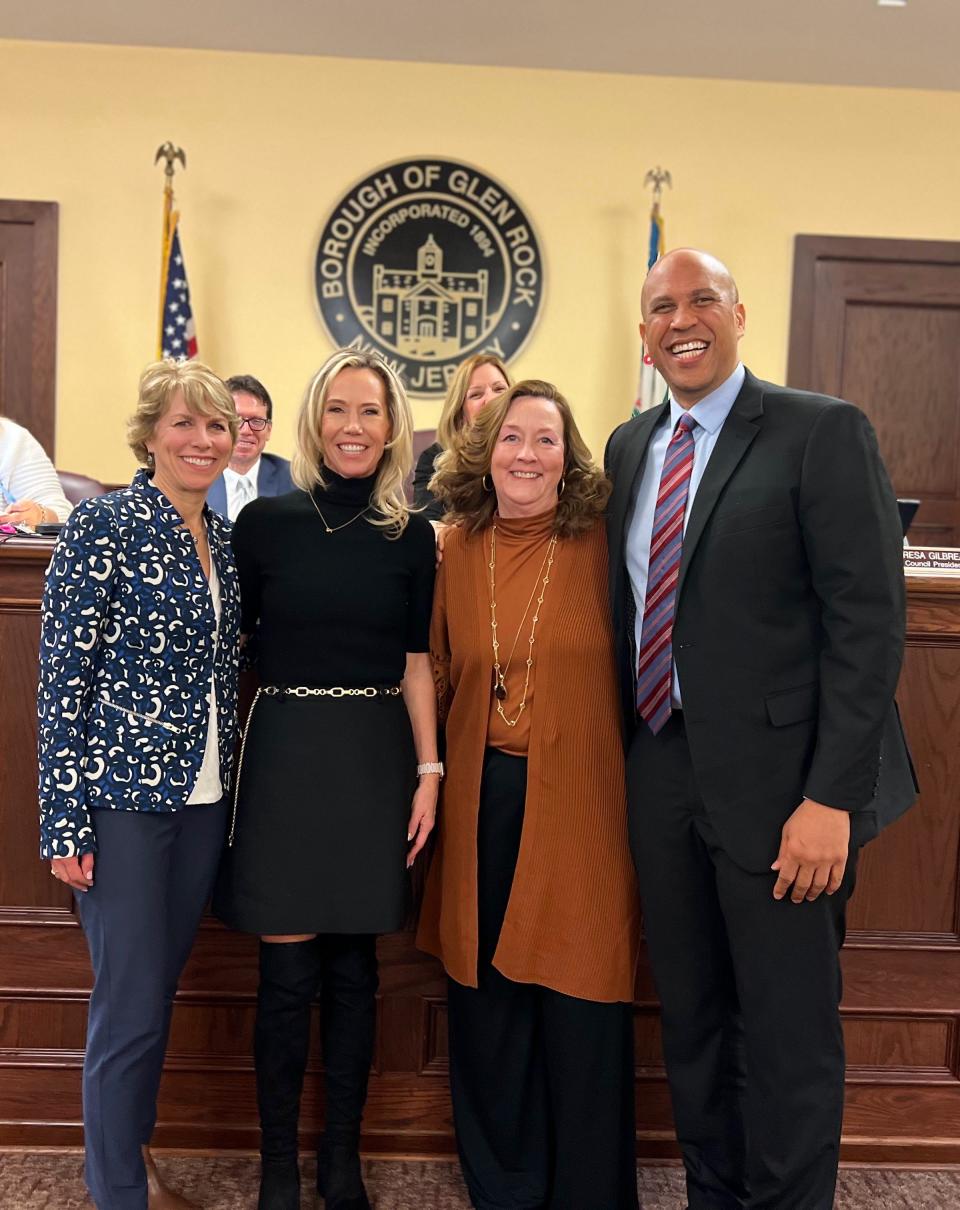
[488,523,558,727]
[307,490,369,534]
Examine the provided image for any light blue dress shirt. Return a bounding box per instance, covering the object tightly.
[625,362,746,706]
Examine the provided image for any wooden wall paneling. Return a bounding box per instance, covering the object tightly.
[0,200,58,456]
[2,545,960,1162]
[837,576,960,1160]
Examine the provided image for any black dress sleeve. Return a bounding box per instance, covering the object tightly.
[231,502,264,636]
[413,443,445,522]
[405,517,438,652]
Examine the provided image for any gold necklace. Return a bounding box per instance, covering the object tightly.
[488,523,558,727]
[307,490,369,534]
[493,537,553,690]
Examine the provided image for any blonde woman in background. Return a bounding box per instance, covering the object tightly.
[413,352,510,522]
[215,349,440,1210]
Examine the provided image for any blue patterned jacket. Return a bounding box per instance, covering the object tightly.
[37,469,240,859]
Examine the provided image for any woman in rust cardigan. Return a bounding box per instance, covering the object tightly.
[417,380,640,1210]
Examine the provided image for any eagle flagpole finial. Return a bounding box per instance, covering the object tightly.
[643,166,672,204]
[154,142,186,184]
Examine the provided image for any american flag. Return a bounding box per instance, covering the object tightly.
[159,222,198,360]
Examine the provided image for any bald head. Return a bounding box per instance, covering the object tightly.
[638,247,746,409]
[641,248,739,318]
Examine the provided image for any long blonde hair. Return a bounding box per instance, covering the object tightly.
[292,349,415,535]
[435,353,512,450]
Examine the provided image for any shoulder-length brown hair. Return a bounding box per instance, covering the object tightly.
[435,353,512,450]
[430,379,611,539]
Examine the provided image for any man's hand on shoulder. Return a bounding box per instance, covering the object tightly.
[771,798,851,904]
[433,520,456,565]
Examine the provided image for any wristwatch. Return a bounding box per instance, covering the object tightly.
[417,762,445,779]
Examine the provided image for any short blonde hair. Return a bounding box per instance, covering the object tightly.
[431,379,611,539]
[128,359,238,464]
[291,349,414,536]
[435,353,512,450]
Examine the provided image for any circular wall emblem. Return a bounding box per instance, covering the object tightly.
[315,158,545,398]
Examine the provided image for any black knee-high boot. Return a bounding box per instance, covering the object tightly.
[255,938,322,1210]
[316,935,378,1210]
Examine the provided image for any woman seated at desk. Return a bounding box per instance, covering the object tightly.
[0,415,72,526]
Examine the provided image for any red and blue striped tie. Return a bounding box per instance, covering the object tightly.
[636,412,698,734]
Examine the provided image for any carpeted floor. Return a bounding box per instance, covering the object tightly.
[1,1153,960,1208]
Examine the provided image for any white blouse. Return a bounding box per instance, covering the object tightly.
[186,551,223,805]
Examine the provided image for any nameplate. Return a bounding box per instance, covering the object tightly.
[904,547,960,576]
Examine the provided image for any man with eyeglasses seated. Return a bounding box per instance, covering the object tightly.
[207,374,293,520]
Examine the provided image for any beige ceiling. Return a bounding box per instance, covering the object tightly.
[1,0,958,91]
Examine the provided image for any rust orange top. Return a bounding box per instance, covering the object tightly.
[485,510,557,756]
[416,515,640,1003]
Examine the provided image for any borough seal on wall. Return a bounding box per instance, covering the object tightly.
[315,158,545,398]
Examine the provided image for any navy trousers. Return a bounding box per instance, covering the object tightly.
[75,800,227,1210]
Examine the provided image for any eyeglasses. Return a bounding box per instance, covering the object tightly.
[238,417,270,431]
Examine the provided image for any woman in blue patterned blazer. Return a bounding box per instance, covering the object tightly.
[38,359,241,1210]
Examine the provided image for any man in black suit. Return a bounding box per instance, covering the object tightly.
[605,249,916,1209]
[207,374,292,519]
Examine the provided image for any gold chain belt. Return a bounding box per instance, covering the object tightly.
[261,684,401,698]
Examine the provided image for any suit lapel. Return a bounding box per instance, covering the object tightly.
[207,475,228,517]
[612,402,670,566]
[677,372,764,598]
[258,457,274,496]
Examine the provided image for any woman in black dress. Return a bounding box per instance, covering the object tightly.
[412,353,510,522]
[215,350,440,1210]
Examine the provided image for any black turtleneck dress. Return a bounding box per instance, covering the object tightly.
[213,471,436,934]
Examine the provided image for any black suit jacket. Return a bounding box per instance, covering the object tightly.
[606,369,917,871]
[206,452,293,518]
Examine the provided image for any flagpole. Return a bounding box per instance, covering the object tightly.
[154,142,186,358]
[633,166,673,416]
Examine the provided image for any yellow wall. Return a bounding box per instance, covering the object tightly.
[2,38,960,483]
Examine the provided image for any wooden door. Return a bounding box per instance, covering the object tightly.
[0,200,58,456]
[787,235,960,546]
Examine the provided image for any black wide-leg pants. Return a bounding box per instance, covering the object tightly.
[447,748,639,1210]
[627,715,855,1210]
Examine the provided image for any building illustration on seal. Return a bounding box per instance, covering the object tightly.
[368,234,490,358]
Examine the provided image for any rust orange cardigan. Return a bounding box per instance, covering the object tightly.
[416,518,640,1003]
